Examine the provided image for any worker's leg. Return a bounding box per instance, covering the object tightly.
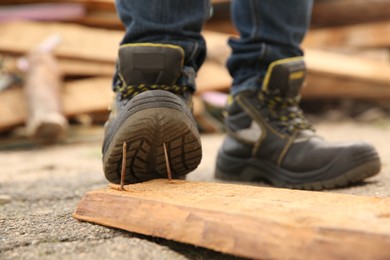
[103,0,210,184]
[228,0,312,94]
[215,0,381,190]
[114,0,210,92]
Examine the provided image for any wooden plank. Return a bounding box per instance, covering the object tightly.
[0,3,86,22]
[0,0,80,4]
[0,58,225,132]
[0,21,122,63]
[311,0,390,28]
[78,11,123,30]
[196,61,231,93]
[62,77,113,116]
[0,77,113,132]
[0,0,115,11]
[303,73,390,99]
[59,59,115,77]
[2,55,115,77]
[303,21,390,49]
[73,179,390,260]
[203,31,232,65]
[83,0,390,28]
[0,86,27,131]
[303,48,390,98]
[23,50,68,141]
[204,30,390,85]
[206,0,390,28]
[305,49,390,86]
[202,31,390,99]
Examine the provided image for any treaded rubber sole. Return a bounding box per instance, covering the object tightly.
[103,90,202,184]
[215,150,381,191]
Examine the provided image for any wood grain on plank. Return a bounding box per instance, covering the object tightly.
[73,179,390,260]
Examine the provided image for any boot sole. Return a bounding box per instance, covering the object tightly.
[215,149,381,191]
[103,90,202,184]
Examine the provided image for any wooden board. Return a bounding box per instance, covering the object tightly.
[203,31,390,99]
[303,49,390,97]
[0,3,86,22]
[304,21,390,49]
[303,73,390,99]
[0,77,113,132]
[0,21,122,63]
[78,11,123,30]
[3,55,114,77]
[305,49,390,86]
[204,31,390,87]
[196,61,231,93]
[0,61,227,132]
[73,179,390,260]
[59,59,115,77]
[311,0,390,28]
[0,0,227,11]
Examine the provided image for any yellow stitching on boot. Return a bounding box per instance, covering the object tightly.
[277,130,299,166]
[262,56,304,92]
[290,71,305,80]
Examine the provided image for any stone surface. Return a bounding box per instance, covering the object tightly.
[1,120,390,259]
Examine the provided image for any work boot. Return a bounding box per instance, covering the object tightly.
[215,57,381,190]
[102,44,202,184]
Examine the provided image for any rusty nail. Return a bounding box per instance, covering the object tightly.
[120,142,127,191]
[163,142,172,181]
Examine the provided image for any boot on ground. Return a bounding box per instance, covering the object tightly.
[215,57,381,190]
[102,44,202,184]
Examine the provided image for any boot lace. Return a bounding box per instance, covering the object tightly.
[116,83,190,100]
[259,91,313,134]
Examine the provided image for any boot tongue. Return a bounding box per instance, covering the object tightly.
[262,58,306,98]
[118,44,184,86]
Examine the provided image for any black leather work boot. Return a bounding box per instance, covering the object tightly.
[215,57,381,190]
[102,43,202,184]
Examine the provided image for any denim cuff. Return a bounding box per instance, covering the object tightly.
[231,76,262,96]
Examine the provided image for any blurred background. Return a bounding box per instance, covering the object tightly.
[0,0,389,143]
[1,0,390,259]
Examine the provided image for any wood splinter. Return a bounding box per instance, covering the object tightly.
[163,143,172,181]
[120,142,127,191]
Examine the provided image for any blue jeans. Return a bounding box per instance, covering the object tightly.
[115,0,313,95]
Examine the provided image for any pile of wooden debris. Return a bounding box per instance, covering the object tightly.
[0,0,389,142]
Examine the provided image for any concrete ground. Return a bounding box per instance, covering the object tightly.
[1,120,389,259]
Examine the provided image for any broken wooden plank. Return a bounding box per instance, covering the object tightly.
[303,73,390,99]
[62,77,113,116]
[78,10,123,30]
[303,50,390,98]
[302,52,390,98]
[2,55,115,77]
[208,0,390,28]
[73,179,390,260]
[204,31,390,85]
[203,31,390,99]
[304,49,390,87]
[0,21,122,63]
[0,77,113,132]
[311,0,390,28]
[0,3,86,22]
[303,21,390,49]
[58,59,114,77]
[23,42,68,141]
[203,31,231,65]
[196,61,231,93]
[0,57,226,132]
